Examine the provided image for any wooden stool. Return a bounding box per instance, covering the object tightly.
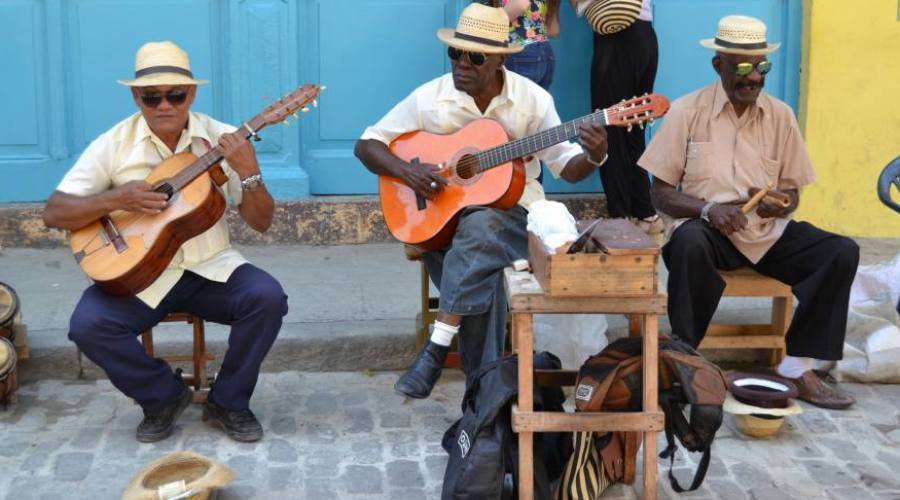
[698,268,792,365]
[141,312,213,403]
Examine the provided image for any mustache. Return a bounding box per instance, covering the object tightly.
[736,78,765,89]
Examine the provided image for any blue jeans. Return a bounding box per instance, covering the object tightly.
[68,264,288,411]
[423,206,528,378]
[505,42,555,91]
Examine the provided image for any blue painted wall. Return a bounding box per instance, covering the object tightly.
[0,0,800,203]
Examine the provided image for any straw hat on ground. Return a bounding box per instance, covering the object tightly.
[121,451,234,500]
[118,41,208,87]
[723,373,802,438]
[700,15,781,56]
[437,3,522,54]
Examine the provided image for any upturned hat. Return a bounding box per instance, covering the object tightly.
[118,41,208,87]
[121,451,234,500]
[437,3,523,54]
[700,15,781,56]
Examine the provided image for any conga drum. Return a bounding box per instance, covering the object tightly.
[0,337,17,404]
[0,282,19,341]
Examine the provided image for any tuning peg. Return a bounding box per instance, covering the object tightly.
[319,85,327,91]
[292,113,299,119]
[312,99,318,108]
[302,107,310,113]
[627,124,633,132]
[638,122,644,130]
[283,119,290,125]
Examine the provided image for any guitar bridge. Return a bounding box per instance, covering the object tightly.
[100,216,128,254]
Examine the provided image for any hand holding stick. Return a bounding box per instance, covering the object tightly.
[741,183,774,214]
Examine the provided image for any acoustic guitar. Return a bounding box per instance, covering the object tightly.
[379,94,670,250]
[69,84,321,296]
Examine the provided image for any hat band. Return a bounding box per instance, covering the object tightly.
[714,37,768,50]
[134,65,194,79]
[453,31,508,48]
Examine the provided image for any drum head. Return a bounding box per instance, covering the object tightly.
[0,283,19,326]
[0,337,15,376]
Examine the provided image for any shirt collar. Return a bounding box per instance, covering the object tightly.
[132,111,213,153]
[711,80,770,120]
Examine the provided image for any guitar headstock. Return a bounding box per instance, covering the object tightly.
[244,84,323,136]
[605,94,670,130]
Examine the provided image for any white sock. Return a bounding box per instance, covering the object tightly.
[777,356,815,379]
[429,321,459,347]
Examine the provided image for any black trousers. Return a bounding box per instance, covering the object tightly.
[663,219,859,360]
[591,20,658,219]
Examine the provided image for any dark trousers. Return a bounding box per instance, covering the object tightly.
[69,264,287,412]
[423,206,528,378]
[663,219,859,360]
[591,20,657,219]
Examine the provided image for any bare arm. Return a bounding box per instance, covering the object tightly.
[650,178,748,235]
[560,122,608,183]
[354,139,447,200]
[42,182,168,231]
[218,132,274,233]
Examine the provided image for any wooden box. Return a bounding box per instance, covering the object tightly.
[528,219,659,297]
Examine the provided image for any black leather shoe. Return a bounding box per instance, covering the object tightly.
[202,396,264,442]
[136,383,193,443]
[394,341,450,399]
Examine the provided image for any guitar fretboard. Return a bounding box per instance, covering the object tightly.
[461,110,608,175]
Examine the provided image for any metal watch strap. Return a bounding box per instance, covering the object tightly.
[240,173,263,192]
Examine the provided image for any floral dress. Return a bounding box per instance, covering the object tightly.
[504,0,550,46]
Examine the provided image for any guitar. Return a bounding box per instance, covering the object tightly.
[69,84,322,296]
[379,94,670,250]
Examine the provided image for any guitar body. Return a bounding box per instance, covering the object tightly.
[379,119,526,250]
[69,152,226,296]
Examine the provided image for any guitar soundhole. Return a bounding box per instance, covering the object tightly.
[154,182,175,201]
[456,154,480,180]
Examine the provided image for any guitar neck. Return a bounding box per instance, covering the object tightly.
[158,122,259,194]
[474,109,608,173]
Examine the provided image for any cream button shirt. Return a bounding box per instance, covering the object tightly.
[57,112,248,308]
[360,67,583,210]
[639,81,817,263]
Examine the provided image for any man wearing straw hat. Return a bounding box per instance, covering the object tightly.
[638,16,859,409]
[43,41,287,442]
[355,3,609,399]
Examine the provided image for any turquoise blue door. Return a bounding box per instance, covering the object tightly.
[0,0,799,202]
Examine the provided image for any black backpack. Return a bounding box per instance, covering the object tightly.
[441,352,569,499]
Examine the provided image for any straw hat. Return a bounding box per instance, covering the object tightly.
[700,15,781,55]
[118,41,208,87]
[437,3,522,54]
[723,373,802,438]
[121,451,234,500]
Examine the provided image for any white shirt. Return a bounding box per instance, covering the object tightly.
[57,112,248,308]
[360,68,583,209]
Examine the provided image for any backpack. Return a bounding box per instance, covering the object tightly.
[573,337,727,492]
[441,352,569,500]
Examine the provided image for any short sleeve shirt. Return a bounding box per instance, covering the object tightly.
[638,81,816,263]
[57,112,248,308]
[360,68,583,210]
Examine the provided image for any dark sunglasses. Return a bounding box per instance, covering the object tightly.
[448,47,486,66]
[139,89,189,107]
[732,60,772,77]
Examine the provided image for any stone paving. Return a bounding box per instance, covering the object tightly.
[3,370,900,499]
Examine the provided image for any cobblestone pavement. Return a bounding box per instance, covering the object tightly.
[2,372,900,499]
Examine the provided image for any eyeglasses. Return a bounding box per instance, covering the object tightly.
[139,89,189,108]
[732,60,773,77]
[447,47,486,66]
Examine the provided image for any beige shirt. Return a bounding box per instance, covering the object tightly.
[639,81,816,263]
[57,112,248,308]
[360,67,583,210]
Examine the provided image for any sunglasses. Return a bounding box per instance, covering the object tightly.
[139,89,189,108]
[448,47,486,66]
[731,60,773,77]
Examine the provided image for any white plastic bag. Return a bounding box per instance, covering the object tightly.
[526,200,578,254]
[533,314,609,370]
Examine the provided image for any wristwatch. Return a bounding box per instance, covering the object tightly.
[700,201,715,223]
[240,173,264,192]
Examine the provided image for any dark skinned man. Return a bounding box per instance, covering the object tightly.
[355,4,608,398]
[638,16,858,409]
[43,41,288,442]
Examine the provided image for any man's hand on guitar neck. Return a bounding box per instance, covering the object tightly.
[402,161,448,201]
[219,131,260,180]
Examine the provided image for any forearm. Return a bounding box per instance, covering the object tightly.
[354,139,408,178]
[238,188,275,233]
[42,191,117,231]
[560,154,602,183]
[650,179,708,219]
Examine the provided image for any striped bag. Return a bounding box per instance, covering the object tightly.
[584,0,642,35]
[554,431,610,500]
